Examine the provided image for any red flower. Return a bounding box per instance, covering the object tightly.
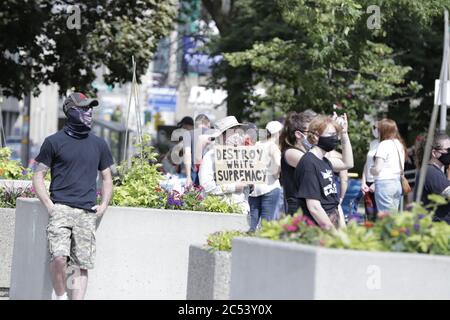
[155,186,162,192]
[364,221,375,228]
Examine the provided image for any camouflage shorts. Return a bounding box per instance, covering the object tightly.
[47,203,97,270]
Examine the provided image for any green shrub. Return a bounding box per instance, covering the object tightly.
[111,135,166,208]
[0,148,32,180]
[206,230,250,252]
[0,186,36,208]
[255,199,450,256]
[198,195,243,214]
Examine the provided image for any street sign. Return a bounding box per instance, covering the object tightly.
[147,88,177,113]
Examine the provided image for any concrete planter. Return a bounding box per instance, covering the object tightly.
[0,180,32,190]
[0,208,15,290]
[186,245,231,300]
[230,237,450,300]
[10,198,249,300]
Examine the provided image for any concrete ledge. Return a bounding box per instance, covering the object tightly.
[0,180,32,190]
[10,198,248,300]
[0,208,15,288]
[230,237,450,300]
[186,245,231,300]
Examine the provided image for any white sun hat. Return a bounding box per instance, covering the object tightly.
[209,116,245,137]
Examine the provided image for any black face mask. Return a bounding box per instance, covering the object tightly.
[438,150,450,166]
[317,135,339,152]
[64,107,92,139]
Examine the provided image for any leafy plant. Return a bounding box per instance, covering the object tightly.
[254,198,450,256]
[0,148,32,180]
[0,186,36,208]
[206,230,250,252]
[111,135,166,208]
[198,195,242,214]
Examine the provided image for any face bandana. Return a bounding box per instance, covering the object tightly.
[317,135,339,152]
[438,149,450,166]
[225,132,244,146]
[64,107,93,139]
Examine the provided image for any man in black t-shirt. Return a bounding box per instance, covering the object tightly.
[32,92,114,300]
[414,132,450,224]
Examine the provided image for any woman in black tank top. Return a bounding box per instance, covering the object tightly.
[279,111,317,215]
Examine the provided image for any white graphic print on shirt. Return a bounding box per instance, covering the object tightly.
[321,169,337,196]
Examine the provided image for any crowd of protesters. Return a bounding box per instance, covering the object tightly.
[163,111,450,232]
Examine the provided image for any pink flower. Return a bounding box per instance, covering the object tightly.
[283,224,299,232]
[303,216,316,226]
[291,216,301,225]
[196,195,204,201]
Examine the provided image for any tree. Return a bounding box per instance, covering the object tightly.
[0,0,177,98]
[204,0,449,170]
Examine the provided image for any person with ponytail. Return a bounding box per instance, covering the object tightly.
[295,114,354,230]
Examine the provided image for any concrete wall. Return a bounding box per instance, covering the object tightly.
[0,180,32,190]
[230,237,450,300]
[0,208,15,289]
[10,198,248,300]
[186,245,231,300]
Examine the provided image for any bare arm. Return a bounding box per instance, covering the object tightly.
[339,170,348,201]
[184,145,192,185]
[92,167,113,216]
[285,148,304,168]
[32,163,53,214]
[306,199,335,231]
[329,132,354,171]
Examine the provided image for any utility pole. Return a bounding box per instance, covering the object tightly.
[416,9,449,202]
[440,10,449,131]
[21,94,31,167]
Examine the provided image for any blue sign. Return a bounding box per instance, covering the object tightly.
[147,88,177,113]
[183,36,223,75]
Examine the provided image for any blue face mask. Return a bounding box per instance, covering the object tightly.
[303,137,313,151]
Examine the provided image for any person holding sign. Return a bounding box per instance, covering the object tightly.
[248,121,283,232]
[295,114,353,231]
[199,116,250,214]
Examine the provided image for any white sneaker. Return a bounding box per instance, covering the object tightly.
[52,290,68,300]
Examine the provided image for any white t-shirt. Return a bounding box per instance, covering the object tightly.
[250,141,281,197]
[374,139,405,181]
[364,139,379,183]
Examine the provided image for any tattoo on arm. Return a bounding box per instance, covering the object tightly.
[34,163,49,174]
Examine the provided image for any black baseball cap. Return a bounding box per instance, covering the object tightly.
[63,92,99,114]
